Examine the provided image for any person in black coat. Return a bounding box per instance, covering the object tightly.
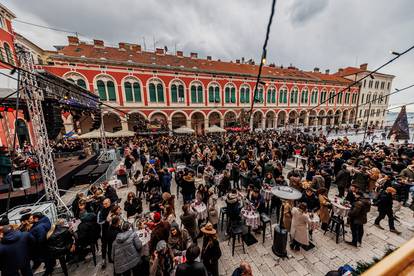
[200,223,222,276]
[97,198,112,268]
[374,187,401,234]
[106,216,122,263]
[44,220,74,276]
[335,165,351,197]
[299,189,320,213]
[75,212,100,261]
[103,182,119,204]
[123,192,142,218]
[0,225,35,276]
[175,244,208,276]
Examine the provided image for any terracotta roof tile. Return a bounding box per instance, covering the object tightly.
[50,43,353,84]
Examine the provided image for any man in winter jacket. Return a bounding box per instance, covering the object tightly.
[175,244,208,276]
[0,225,35,276]
[29,212,51,270]
[335,164,351,197]
[161,168,172,194]
[374,187,401,234]
[346,193,371,247]
[112,222,142,276]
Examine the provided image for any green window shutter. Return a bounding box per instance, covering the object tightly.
[240,88,245,103]
[272,90,276,103]
[197,86,203,103]
[178,85,184,102]
[279,91,283,103]
[225,87,230,103]
[191,86,197,103]
[284,91,287,103]
[97,80,107,101]
[215,87,220,102]
[209,87,214,102]
[124,82,133,102]
[77,79,87,89]
[0,47,3,61]
[231,87,236,103]
[149,83,157,102]
[157,83,164,102]
[246,88,250,103]
[107,81,116,101]
[133,82,141,102]
[171,84,177,103]
[4,44,14,65]
[267,90,271,103]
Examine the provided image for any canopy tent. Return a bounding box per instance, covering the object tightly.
[205,125,227,133]
[108,130,136,137]
[78,129,112,139]
[173,126,195,134]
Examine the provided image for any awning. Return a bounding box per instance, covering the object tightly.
[173,126,195,134]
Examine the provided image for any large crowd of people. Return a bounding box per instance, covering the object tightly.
[0,128,414,276]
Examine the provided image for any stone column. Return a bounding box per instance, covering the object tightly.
[121,119,129,131]
[262,117,266,129]
[220,118,224,128]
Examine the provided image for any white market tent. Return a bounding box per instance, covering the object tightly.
[108,130,136,137]
[173,126,195,134]
[78,129,112,139]
[205,125,227,133]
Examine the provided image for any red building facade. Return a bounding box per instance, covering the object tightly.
[38,36,359,135]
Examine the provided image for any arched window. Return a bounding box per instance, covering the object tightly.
[290,87,298,104]
[328,90,335,104]
[124,80,142,102]
[97,80,107,101]
[267,87,276,104]
[311,88,318,104]
[345,92,350,104]
[77,79,87,89]
[372,93,377,104]
[240,85,250,104]
[300,88,308,104]
[254,86,264,103]
[320,89,327,103]
[208,84,220,103]
[366,93,371,104]
[224,84,236,103]
[171,82,185,103]
[66,74,88,90]
[279,87,288,104]
[352,93,357,104]
[190,83,203,103]
[148,80,164,103]
[337,91,343,104]
[3,43,13,65]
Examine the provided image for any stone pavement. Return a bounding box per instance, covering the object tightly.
[59,159,414,276]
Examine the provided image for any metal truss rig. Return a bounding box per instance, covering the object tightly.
[15,44,70,215]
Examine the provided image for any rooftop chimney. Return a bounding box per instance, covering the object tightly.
[325,69,330,74]
[118,42,126,50]
[68,36,79,45]
[93,39,104,47]
[206,56,212,61]
[155,48,164,55]
[313,67,320,73]
[236,59,240,64]
[176,50,183,57]
[360,63,368,70]
[190,52,198,59]
[131,44,141,52]
[338,68,344,73]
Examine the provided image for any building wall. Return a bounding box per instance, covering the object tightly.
[40,63,360,133]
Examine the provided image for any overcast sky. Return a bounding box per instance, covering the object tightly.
[3,0,414,110]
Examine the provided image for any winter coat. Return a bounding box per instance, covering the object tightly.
[161,173,172,191]
[290,207,310,245]
[112,230,142,274]
[168,228,191,256]
[335,169,351,188]
[175,261,208,276]
[0,230,34,276]
[104,186,119,204]
[312,175,325,190]
[318,195,331,224]
[377,192,394,213]
[201,238,222,272]
[149,221,170,254]
[208,195,219,225]
[348,198,371,225]
[30,216,51,245]
[300,193,320,212]
[282,201,293,231]
[180,212,198,239]
[76,212,100,247]
[124,198,143,218]
[46,225,73,257]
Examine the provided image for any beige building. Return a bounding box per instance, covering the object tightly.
[336,63,394,128]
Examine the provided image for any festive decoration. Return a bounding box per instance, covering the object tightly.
[388,106,410,140]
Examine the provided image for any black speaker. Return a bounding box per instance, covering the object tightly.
[42,100,63,140]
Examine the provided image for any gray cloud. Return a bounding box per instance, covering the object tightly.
[288,0,329,25]
[2,0,414,109]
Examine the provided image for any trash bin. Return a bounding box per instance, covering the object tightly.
[272,224,288,257]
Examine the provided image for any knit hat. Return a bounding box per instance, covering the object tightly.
[171,221,179,230]
[153,212,161,222]
[156,240,167,252]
